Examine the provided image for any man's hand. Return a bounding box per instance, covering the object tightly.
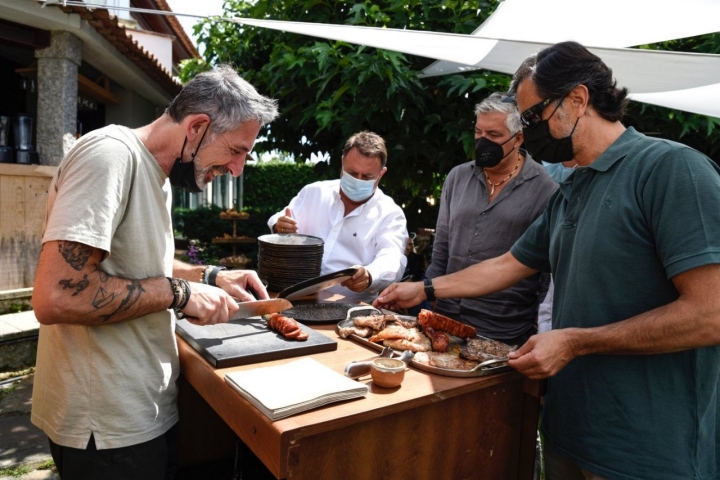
[373,282,425,310]
[180,282,240,326]
[507,329,580,379]
[342,266,372,292]
[214,269,269,301]
[274,208,298,234]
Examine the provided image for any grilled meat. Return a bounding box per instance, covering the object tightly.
[460,338,514,362]
[423,326,450,353]
[382,336,432,352]
[337,325,371,339]
[417,309,476,339]
[414,352,479,370]
[266,313,309,341]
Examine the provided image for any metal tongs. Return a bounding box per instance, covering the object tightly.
[476,357,510,369]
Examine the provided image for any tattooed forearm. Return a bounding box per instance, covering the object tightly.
[58,242,92,271]
[59,275,90,296]
[95,267,109,282]
[92,286,117,309]
[98,280,146,322]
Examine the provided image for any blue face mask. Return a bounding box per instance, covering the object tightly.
[340,171,377,202]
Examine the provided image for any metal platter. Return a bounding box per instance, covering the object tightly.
[277,268,359,301]
[280,303,365,324]
[335,315,511,378]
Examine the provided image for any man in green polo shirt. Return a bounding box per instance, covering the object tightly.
[374,41,720,480]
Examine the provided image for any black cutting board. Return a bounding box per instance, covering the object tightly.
[176,317,337,368]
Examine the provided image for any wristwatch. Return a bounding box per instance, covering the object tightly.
[207,266,227,287]
[423,278,436,302]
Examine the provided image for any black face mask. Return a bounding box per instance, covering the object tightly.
[522,117,579,164]
[474,133,518,168]
[169,125,209,193]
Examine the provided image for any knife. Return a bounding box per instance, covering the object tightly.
[231,298,293,320]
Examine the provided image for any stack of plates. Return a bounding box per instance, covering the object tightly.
[257,234,324,291]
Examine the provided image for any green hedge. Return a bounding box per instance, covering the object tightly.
[174,162,333,264]
[242,161,333,212]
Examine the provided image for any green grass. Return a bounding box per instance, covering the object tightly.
[36,459,56,471]
[0,383,17,403]
[0,459,56,478]
[0,464,32,478]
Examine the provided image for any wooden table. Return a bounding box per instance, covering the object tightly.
[177,306,542,480]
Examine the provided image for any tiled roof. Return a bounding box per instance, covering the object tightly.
[59,3,195,97]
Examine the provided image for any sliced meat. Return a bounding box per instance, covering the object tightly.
[414,352,479,370]
[417,309,476,339]
[393,316,418,329]
[460,337,515,362]
[353,315,388,331]
[423,326,450,353]
[266,313,308,341]
[382,332,432,352]
[337,325,371,339]
[369,325,417,342]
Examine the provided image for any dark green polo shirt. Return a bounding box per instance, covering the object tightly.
[511,127,720,480]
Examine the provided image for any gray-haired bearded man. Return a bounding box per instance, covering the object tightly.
[31,65,278,479]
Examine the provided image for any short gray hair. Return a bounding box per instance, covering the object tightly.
[474,92,522,135]
[166,64,279,137]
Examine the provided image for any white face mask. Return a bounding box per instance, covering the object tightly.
[340,170,376,202]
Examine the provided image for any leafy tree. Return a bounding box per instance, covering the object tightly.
[181,0,509,230]
[180,3,720,233]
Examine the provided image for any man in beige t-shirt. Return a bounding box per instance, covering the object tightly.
[31,65,278,479]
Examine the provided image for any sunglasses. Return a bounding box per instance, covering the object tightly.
[520,97,554,128]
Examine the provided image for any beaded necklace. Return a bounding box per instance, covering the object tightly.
[484,152,522,196]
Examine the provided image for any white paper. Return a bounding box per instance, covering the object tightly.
[224,357,368,420]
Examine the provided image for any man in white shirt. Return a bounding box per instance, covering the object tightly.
[268,131,408,302]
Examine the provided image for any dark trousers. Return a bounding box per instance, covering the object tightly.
[48,424,179,480]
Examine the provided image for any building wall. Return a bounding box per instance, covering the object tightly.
[0,164,55,290]
[106,85,162,128]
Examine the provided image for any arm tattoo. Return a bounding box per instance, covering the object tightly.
[58,242,92,271]
[92,286,117,309]
[98,280,146,323]
[59,275,90,296]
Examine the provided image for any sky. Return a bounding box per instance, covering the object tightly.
[164,0,226,43]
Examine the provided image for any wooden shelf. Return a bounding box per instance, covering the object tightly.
[219,212,250,220]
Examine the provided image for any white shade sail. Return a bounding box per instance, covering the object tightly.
[423,0,720,76]
[629,83,720,119]
[57,1,720,117]
[422,0,720,117]
[229,17,720,97]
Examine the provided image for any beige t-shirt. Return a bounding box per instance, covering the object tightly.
[31,125,178,450]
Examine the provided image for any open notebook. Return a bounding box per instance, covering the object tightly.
[224,357,368,421]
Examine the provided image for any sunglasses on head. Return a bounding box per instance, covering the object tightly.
[520,97,554,128]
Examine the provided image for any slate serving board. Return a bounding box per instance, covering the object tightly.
[176,317,337,368]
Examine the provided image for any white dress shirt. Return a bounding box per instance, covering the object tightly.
[268,179,408,302]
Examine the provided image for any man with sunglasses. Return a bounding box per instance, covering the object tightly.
[268,131,407,303]
[424,92,557,346]
[375,41,720,480]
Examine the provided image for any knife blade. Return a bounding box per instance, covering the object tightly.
[231,299,293,320]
